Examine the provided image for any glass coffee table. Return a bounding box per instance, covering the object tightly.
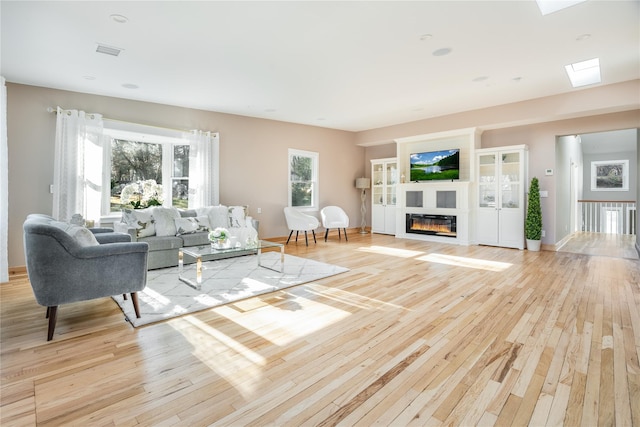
[178,240,284,290]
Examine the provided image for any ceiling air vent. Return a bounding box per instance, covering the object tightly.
[96,44,123,57]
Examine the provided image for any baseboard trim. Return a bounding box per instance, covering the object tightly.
[553,233,574,252]
[9,266,27,276]
[541,243,555,252]
[271,227,365,244]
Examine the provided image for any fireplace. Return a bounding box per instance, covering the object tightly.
[406,214,457,238]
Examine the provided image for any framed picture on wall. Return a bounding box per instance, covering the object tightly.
[591,159,628,191]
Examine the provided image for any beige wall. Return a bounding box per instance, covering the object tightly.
[359,81,640,247]
[481,112,639,245]
[364,113,639,246]
[7,80,640,267]
[7,83,363,268]
[356,80,640,146]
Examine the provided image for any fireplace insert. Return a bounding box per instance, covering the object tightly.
[406,214,457,238]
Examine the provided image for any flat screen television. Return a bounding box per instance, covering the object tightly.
[410,149,460,181]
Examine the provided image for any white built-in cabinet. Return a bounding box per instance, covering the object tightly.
[371,158,397,234]
[476,145,528,249]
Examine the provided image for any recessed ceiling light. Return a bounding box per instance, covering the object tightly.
[432,47,452,57]
[420,34,433,41]
[122,83,139,89]
[264,108,277,113]
[472,76,488,82]
[576,33,591,41]
[96,43,123,56]
[83,76,96,80]
[110,14,128,24]
[512,77,522,82]
[565,58,601,87]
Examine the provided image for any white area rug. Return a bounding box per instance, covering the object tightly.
[112,252,349,327]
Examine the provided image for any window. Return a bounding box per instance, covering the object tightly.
[105,128,189,213]
[288,149,318,210]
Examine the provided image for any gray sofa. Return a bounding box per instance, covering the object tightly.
[23,214,149,340]
[114,205,258,270]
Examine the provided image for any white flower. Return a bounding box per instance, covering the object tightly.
[120,180,163,208]
[208,227,229,241]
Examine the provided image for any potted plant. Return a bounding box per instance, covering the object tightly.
[525,176,542,251]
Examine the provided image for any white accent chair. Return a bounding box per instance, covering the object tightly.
[321,206,349,242]
[284,207,319,246]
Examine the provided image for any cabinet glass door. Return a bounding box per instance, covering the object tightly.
[500,152,520,209]
[386,162,397,206]
[478,154,496,208]
[372,164,384,186]
[372,163,384,205]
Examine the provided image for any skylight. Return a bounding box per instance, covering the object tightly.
[536,0,587,15]
[565,58,601,88]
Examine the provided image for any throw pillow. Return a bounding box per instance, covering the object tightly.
[196,205,228,229]
[228,205,248,228]
[174,216,211,235]
[152,207,180,236]
[121,208,156,238]
[50,221,100,247]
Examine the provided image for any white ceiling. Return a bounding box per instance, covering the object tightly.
[1,1,639,132]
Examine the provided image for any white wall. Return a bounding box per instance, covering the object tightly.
[555,135,584,243]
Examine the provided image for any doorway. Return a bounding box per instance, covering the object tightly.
[556,129,638,260]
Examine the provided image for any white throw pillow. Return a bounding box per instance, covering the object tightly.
[174,216,210,235]
[51,221,100,247]
[121,208,156,238]
[152,207,180,236]
[196,205,228,229]
[228,205,248,228]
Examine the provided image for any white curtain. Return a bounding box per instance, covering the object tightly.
[52,108,104,222]
[0,77,8,282]
[187,130,219,207]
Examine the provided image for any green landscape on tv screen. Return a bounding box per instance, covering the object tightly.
[410,149,460,181]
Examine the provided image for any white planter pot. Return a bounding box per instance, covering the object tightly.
[526,239,541,252]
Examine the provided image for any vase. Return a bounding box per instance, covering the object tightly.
[526,239,541,252]
[210,238,230,250]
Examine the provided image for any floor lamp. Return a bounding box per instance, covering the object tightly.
[355,177,370,234]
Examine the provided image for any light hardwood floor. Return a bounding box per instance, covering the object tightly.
[558,231,639,260]
[2,233,639,426]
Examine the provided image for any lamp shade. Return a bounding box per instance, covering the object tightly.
[355,177,370,189]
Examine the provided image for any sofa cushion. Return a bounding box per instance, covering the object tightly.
[121,208,155,238]
[50,221,100,247]
[228,205,248,228]
[137,235,183,252]
[152,207,181,236]
[179,209,198,218]
[180,231,210,247]
[175,216,210,235]
[196,206,228,229]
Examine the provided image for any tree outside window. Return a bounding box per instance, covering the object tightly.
[289,149,318,209]
[109,139,189,211]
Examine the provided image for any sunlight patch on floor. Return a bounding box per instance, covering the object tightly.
[170,315,266,398]
[417,253,512,272]
[357,245,425,258]
[215,294,351,346]
[304,284,410,311]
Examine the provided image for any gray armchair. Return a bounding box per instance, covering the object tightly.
[23,215,149,340]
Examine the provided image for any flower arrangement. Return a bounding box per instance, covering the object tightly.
[208,227,229,242]
[120,180,163,209]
